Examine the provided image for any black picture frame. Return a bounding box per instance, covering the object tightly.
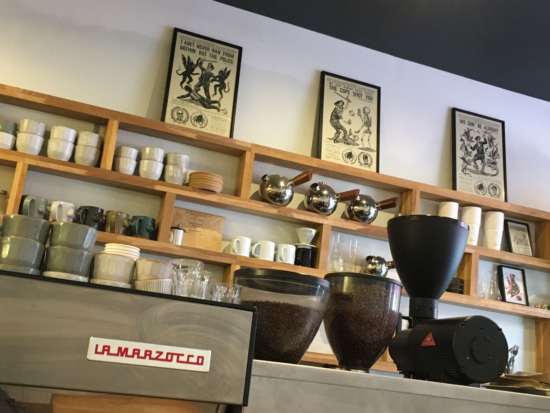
[504,219,533,256]
[317,71,381,172]
[161,28,242,138]
[497,265,529,306]
[451,108,508,202]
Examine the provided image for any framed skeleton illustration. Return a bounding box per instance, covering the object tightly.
[452,108,508,201]
[497,265,529,306]
[161,28,242,138]
[317,71,381,172]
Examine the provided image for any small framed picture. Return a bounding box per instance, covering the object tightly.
[497,265,529,306]
[317,71,380,172]
[161,28,242,138]
[504,220,533,256]
[451,108,507,202]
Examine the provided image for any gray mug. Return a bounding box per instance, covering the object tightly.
[20,195,48,219]
[0,120,17,135]
[44,246,93,277]
[50,222,98,253]
[0,236,45,269]
[1,214,51,244]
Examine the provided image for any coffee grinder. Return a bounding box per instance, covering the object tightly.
[388,215,508,385]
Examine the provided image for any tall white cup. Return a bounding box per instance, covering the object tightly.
[485,228,503,250]
[461,206,482,224]
[251,241,275,261]
[230,236,251,257]
[438,202,459,219]
[467,224,481,246]
[484,211,505,229]
[276,244,296,264]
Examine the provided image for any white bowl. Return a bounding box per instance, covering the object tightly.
[19,119,46,136]
[74,144,100,166]
[0,131,15,150]
[47,139,74,162]
[139,160,163,180]
[135,258,172,280]
[92,252,136,283]
[140,147,165,162]
[115,157,137,175]
[77,131,103,148]
[16,132,44,155]
[134,278,172,294]
[43,271,88,282]
[116,146,139,160]
[90,278,131,289]
[50,125,77,143]
[164,164,186,185]
[166,153,190,167]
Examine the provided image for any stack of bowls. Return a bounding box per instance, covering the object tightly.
[16,119,46,155]
[164,152,189,185]
[103,243,140,260]
[484,211,505,250]
[75,132,102,166]
[115,146,138,175]
[47,126,77,162]
[446,277,464,294]
[139,147,165,180]
[0,120,17,150]
[461,206,482,246]
[438,201,459,219]
[0,215,51,275]
[134,258,173,294]
[91,244,138,289]
[43,222,97,282]
[189,172,224,193]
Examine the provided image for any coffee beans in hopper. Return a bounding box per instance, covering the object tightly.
[242,300,325,364]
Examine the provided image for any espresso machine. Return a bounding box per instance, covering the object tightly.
[388,215,508,385]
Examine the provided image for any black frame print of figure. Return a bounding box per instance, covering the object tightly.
[497,265,529,306]
[452,108,508,202]
[161,28,242,138]
[504,219,534,257]
[317,71,381,172]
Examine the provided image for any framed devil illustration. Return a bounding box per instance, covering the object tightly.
[452,108,508,201]
[497,265,529,306]
[161,28,242,138]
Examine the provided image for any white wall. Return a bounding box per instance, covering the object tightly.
[1,0,549,372]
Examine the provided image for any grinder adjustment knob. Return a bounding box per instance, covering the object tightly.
[471,336,494,364]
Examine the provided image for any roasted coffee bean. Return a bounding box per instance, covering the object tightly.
[243,300,325,364]
[324,283,399,371]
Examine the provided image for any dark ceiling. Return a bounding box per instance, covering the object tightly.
[216,0,550,102]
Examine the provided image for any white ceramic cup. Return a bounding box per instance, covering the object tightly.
[139,160,163,180]
[16,132,44,155]
[438,202,459,219]
[467,224,481,246]
[77,131,102,148]
[135,258,173,280]
[50,125,77,143]
[0,131,15,150]
[164,164,186,185]
[92,253,136,284]
[116,146,139,160]
[47,139,74,162]
[485,228,503,250]
[166,152,190,167]
[74,144,100,166]
[115,157,137,175]
[230,236,251,256]
[19,119,46,137]
[296,227,317,244]
[251,241,276,261]
[141,147,165,162]
[461,206,482,225]
[49,201,76,222]
[276,244,296,264]
[484,211,505,229]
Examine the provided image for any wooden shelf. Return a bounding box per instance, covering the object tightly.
[465,245,550,273]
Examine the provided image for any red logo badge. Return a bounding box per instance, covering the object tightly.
[421,332,436,347]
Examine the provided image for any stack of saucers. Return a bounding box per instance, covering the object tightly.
[16,119,46,155]
[134,258,173,294]
[75,132,102,166]
[0,120,17,150]
[189,172,224,193]
[103,243,140,260]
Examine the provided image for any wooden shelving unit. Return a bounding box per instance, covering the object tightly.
[1,83,549,373]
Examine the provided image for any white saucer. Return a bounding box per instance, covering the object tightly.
[90,278,132,289]
[294,243,317,248]
[43,271,88,282]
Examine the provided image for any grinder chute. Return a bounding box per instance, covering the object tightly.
[388,215,508,385]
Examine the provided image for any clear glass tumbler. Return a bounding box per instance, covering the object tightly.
[212,283,243,304]
[170,259,204,297]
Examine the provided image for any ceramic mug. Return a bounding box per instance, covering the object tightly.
[0,236,45,269]
[20,195,48,219]
[276,244,296,264]
[135,258,173,280]
[16,132,44,155]
[47,139,74,161]
[49,201,76,222]
[230,236,251,256]
[251,240,275,261]
[164,164,186,185]
[19,119,46,136]
[116,146,139,160]
[44,245,93,276]
[50,221,98,253]
[77,131,102,148]
[0,131,15,150]
[105,211,130,235]
[115,157,137,175]
[1,214,51,244]
[166,153,190,167]
[74,145,100,166]
[141,147,165,162]
[76,206,106,231]
[295,245,317,268]
[139,160,163,180]
[92,252,135,283]
[50,125,77,143]
[131,216,157,239]
[0,120,17,135]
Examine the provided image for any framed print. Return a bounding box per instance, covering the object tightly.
[161,28,242,138]
[317,71,380,172]
[452,108,507,202]
[497,265,529,306]
[504,220,533,256]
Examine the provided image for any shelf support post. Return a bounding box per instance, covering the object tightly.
[457,252,479,297]
[6,162,29,215]
[99,119,119,171]
[315,224,332,270]
[535,221,550,260]
[235,149,255,198]
[156,193,176,243]
[536,319,550,373]
[400,189,420,215]
[223,264,241,283]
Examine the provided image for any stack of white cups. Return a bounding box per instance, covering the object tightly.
[115,146,138,175]
[438,201,459,219]
[47,126,76,161]
[164,152,189,185]
[484,211,505,250]
[16,119,46,155]
[461,206,482,246]
[75,132,102,166]
[139,147,165,180]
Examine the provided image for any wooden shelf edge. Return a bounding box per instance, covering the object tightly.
[301,352,398,373]
[465,245,550,272]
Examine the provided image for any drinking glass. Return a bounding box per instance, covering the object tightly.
[170,259,204,297]
[328,233,345,272]
[487,273,502,301]
[212,283,242,304]
[346,239,358,272]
